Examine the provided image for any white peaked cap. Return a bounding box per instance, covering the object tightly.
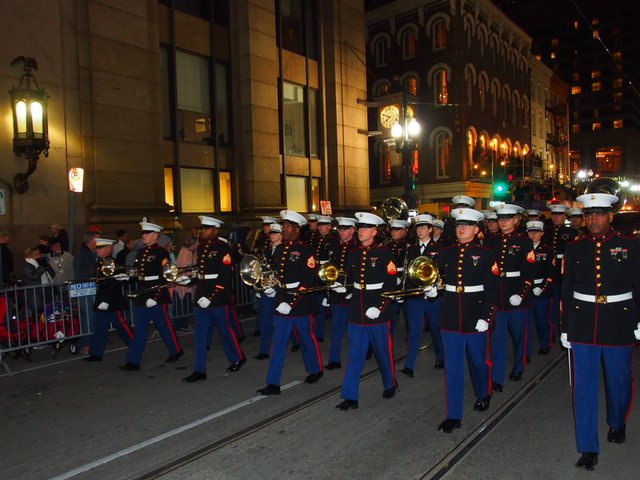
[317,215,333,224]
[549,204,568,213]
[485,211,498,220]
[451,195,475,207]
[354,212,384,226]
[335,217,357,227]
[261,216,278,224]
[526,221,544,231]
[494,204,521,215]
[567,207,583,216]
[268,223,282,233]
[451,208,484,223]
[95,238,116,247]
[140,217,162,232]
[432,219,445,229]
[526,209,541,216]
[199,216,223,228]
[576,193,618,209]
[389,219,410,228]
[280,210,307,226]
[414,214,434,226]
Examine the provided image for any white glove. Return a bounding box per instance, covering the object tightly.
[97,302,109,311]
[276,302,292,315]
[509,294,522,306]
[113,273,129,281]
[424,286,438,298]
[345,293,353,300]
[396,277,402,286]
[365,307,381,319]
[145,298,157,308]
[263,287,276,298]
[533,287,543,297]
[634,323,640,341]
[176,275,190,285]
[255,292,262,298]
[475,319,489,332]
[322,297,330,307]
[396,298,404,304]
[560,333,571,349]
[331,282,346,293]
[197,297,211,309]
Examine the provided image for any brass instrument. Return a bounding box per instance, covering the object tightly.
[87,257,136,282]
[379,196,409,222]
[381,256,439,299]
[293,262,347,295]
[126,262,198,298]
[583,177,627,212]
[239,254,281,291]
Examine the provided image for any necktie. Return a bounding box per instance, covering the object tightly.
[420,243,426,254]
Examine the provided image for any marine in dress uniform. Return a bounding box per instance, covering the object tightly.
[442,195,476,246]
[336,212,398,411]
[560,193,640,471]
[401,214,444,377]
[84,239,133,361]
[436,208,498,433]
[312,215,338,342]
[432,219,448,247]
[325,217,360,369]
[484,211,500,240]
[568,208,587,238]
[120,219,184,371]
[301,214,320,245]
[546,204,579,339]
[524,221,555,358]
[183,216,246,383]
[257,210,323,396]
[386,218,411,338]
[484,204,535,391]
[252,216,278,256]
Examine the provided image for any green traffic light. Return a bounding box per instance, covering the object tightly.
[494,182,507,195]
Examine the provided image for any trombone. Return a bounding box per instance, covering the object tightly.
[126,262,198,298]
[88,257,137,282]
[381,256,439,300]
[293,262,347,295]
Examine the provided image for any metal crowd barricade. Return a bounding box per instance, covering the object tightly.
[0,264,256,375]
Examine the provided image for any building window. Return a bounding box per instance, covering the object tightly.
[595,147,622,174]
[593,30,599,39]
[309,88,319,158]
[573,111,579,120]
[573,20,579,29]
[551,38,559,47]
[591,70,601,79]
[614,92,623,102]
[181,168,214,213]
[613,78,624,88]
[280,0,303,55]
[613,119,623,128]
[286,176,308,212]
[215,62,231,146]
[535,54,541,61]
[375,38,386,67]
[160,47,173,140]
[311,178,320,212]
[572,72,580,82]
[465,70,473,106]
[571,86,581,95]
[613,51,622,62]
[478,76,487,111]
[402,29,417,59]
[433,20,447,50]
[282,82,307,156]
[592,122,601,131]
[532,114,536,136]
[164,167,175,211]
[435,131,450,178]
[378,142,392,184]
[404,76,418,96]
[176,51,211,143]
[550,52,556,60]
[219,171,232,212]
[538,113,543,137]
[435,70,448,105]
[491,88,498,116]
[592,81,602,92]
[572,123,580,133]
[375,82,390,96]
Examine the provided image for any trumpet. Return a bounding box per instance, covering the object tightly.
[87,257,136,282]
[126,262,198,298]
[293,262,347,295]
[381,256,439,300]
[239,254,281,291]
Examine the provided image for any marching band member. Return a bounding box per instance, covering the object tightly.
[561,193,640,471]
[257,210,323,396]
[120,219,184,371]
[253,216,279,255]
[436,208,498,433]
[484,211,500,239]
[432,219,446,246]
[387,218,411,337]
[313,215,338,342]
[442,195,476,246]
[336,212,397,410]
[183,216,246,383]
[567,207,586,238]
[302,213,319,244]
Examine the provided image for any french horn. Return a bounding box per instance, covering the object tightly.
[381,256,439,299]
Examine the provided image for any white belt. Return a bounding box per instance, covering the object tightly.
[198,274,218,280]
[396,267,404,272]
[502,271,520,278]
[141,275,159,281]
[445,284,484,293]
[286,282,300,289]
[573,291,633,304]
[534,278,544,284]
[319,260,329,264]
[556,254,563,259]
[354,282,384,290]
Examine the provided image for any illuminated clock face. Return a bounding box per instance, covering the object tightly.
[379,105,400,128]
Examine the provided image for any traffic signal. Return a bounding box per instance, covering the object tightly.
[493,180,509,199]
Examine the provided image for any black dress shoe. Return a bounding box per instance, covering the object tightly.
[290,344,300,352]
[252,331,261,337]
[226,356,247,373]
[254,353,270,360]
[165,350,184,363]
[492,382,503,392]
[400,367,414,377]
[509,371,522,381]
[182,372,207,383]
[257,384,281,395]
[538,347,550,355]
[83,355,102,362]
[119,362,140,371]
[575,452,598,471]
[325,362,342,370]
[434,361,444,369]
[473,396,491,411]
[304,371,324,384]
[438,419,462,433]
[336,399,359,410]
[607,425,626,443]
[382,384,397,399]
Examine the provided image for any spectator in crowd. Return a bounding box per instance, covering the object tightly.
[38,234,50,254]
[112,229,128,259]
[48,239,75,283]
[115,237,136,266]
[73,231,101,354]
[1,230,14,287]
[21,246,55,317]
[49,224,69,252]
[158,234,176,262]
[172,237,198,331]
[125,239,145,267]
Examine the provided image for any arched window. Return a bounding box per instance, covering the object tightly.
[375,82,390,97]
[404,76,418,96]
[491,84,499,116]
[435,131,450,178]
[521,96,529,127]
[503,94,508,121]
[375,38,386,67]
[512,94,518,125]
[435,70,448,105]
[433,20,447,50]
[465,70,473,106]
[478,29,486,58]
[479,75,487,111]
[402,29,417,59]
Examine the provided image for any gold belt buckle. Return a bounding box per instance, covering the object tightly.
[456,286,464,293]
[500,272,506,278]
[596,295,607,304]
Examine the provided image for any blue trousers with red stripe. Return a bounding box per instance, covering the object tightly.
[441,330,491,420]
[404,297,443,370]
[89,310,133,358]
[571,343,634,454]
[266,314,322,386]
[328,304,349,364]
[192,305,243,373]
[314,294,327,340]
[256,295,300,355]
[341,322,396,401]
[491,309,527,385]
[526,297,553,357]
[126,304,181,366]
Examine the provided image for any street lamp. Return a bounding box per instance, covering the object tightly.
[9,56,49,194]
[392,112,421,209]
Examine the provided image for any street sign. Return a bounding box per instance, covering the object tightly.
[68,282,96,298]
[0,188,5,215]
[320,200,332,215]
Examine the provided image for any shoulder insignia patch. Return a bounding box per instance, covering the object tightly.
[222,253,232,265]
[526,250,535,263]
[491,262,499,276]
[387,260,397,275]
[561,257,564,275]
[307,256,316,268]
